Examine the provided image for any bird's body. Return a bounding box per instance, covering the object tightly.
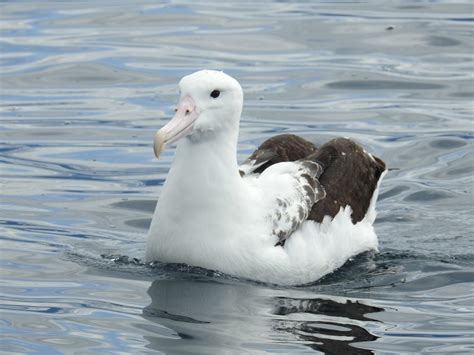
[146,70,386,285]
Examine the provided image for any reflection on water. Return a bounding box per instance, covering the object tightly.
[273,297,382,355]
[143,279,383,354]
[1,0,473,354]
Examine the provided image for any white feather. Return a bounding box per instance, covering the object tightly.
[146,70,385,285]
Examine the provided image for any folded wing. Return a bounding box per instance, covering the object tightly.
[240,134,387,246]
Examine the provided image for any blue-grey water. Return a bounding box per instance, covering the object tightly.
[1,1,473,354]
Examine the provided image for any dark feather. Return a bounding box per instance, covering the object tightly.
[242,135,386,243]
[308,138,386,224]
[240,134,317,175]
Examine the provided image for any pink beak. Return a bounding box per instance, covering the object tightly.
[153,95,199,158]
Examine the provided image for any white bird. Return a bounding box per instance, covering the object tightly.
[146,70,386,285]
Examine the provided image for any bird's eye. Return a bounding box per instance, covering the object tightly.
[210,89,220,98]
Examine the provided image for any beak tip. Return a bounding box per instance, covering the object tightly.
[153,130,166,159]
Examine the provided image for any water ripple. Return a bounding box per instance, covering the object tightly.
[1,1,473,354]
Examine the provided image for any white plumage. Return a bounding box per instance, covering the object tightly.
[146,70,385,285]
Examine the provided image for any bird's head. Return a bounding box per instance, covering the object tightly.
[154,70,244,158]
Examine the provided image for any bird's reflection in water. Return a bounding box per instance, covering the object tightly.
[142,278,383,354]
[273,297,382,354]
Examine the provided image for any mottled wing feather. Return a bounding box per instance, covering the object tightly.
[262,161,326,247]
[241,134,386,247]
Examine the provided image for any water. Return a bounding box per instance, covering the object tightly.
[1,1,473,353]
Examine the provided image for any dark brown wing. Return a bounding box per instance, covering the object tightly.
[239,134,317,176]
[307,138,386,224]
[242,135,386,225]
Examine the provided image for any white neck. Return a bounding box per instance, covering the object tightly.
[152,123,248,230]
[172,126,241,193]
[146,123,256,263]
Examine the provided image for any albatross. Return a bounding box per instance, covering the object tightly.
[145,70,386,285]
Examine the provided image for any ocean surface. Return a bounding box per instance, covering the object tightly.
[1,1,473,353]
